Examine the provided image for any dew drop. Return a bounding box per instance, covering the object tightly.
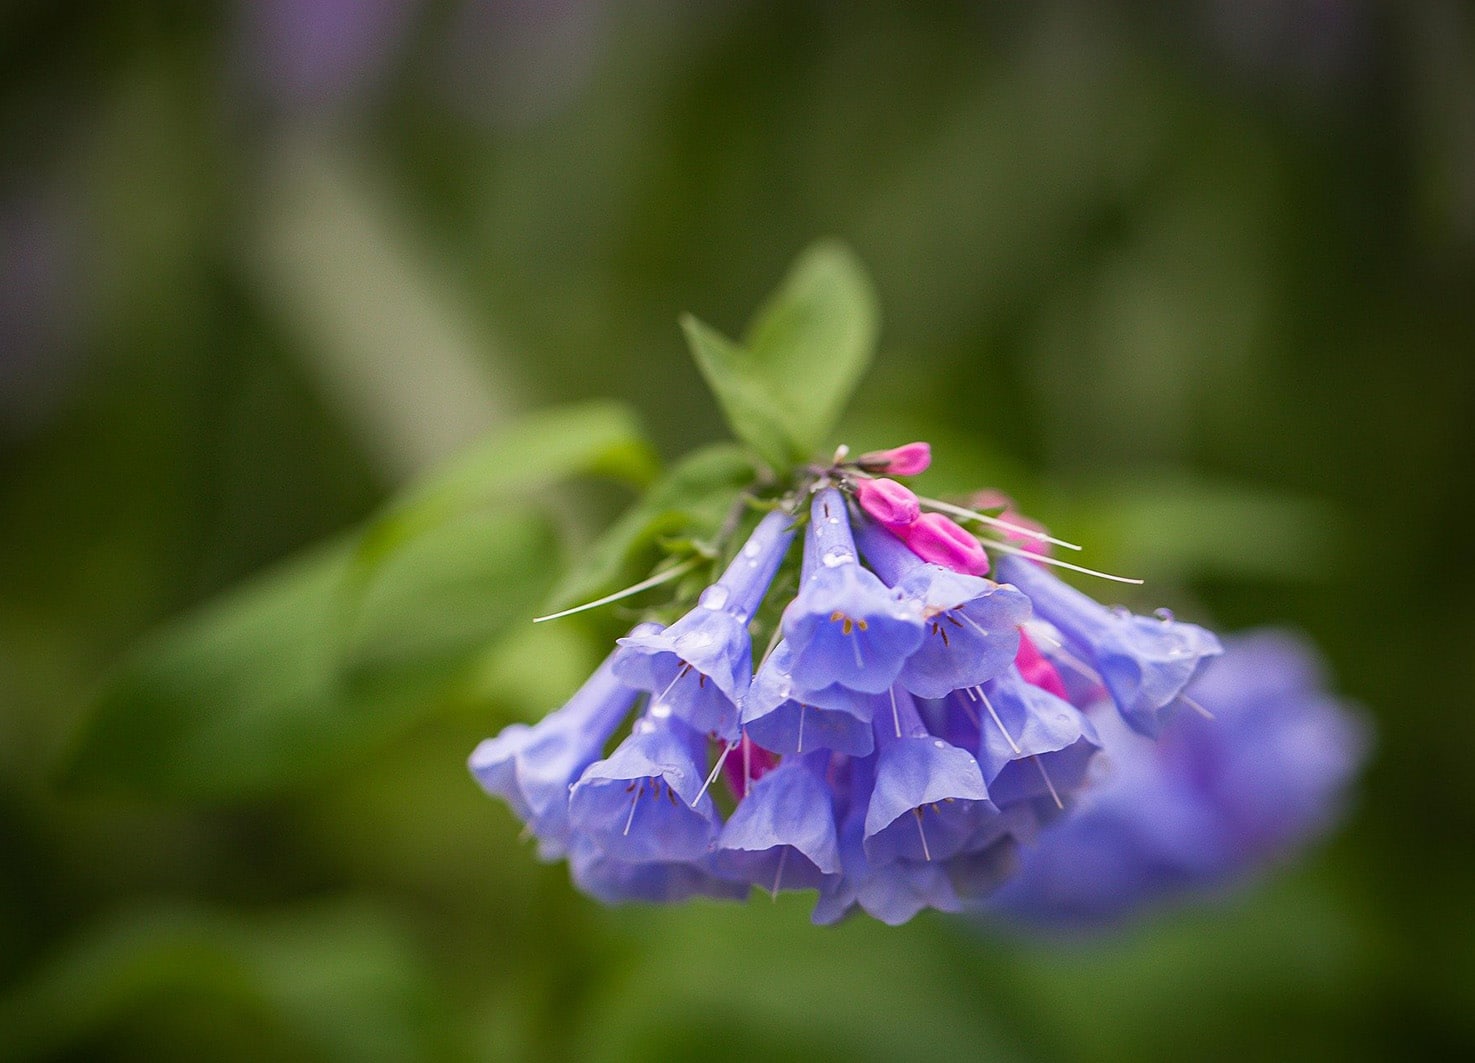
[699,585,730,610]
[932,739,948,749]
[742,541,762,558]
[633,718,657,735]
[821,548,854,568]
[1109,605,1131,619]
[649,700,673,719]
[1154,607,1175,623]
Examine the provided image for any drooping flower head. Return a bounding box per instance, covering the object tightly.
[469,423,1358,929]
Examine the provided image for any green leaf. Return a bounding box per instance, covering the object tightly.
[342,512,556,702]
[681,316,800,472]
[0,902,456,1063]
[745,240,880,450]
[60,515,551,800]
[683,241,878,470]
[545,444,756,611]
[355,400,658,573]
[60,403,653,799]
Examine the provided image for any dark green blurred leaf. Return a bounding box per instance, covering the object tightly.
[60,518,548,800]
[355,400,658,573]
[545,444,755,611]
[0,902,456,1063]
[59,403,650,799]
[745,240,879,451]
[684,241,878,470]
[343,511,555,702]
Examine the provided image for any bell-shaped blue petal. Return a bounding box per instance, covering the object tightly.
[714,753,842,893]
[615,510,795,738]
[568,838,748,904]
[742,640,877,756]
[782,488,924,695]
[468,627,653,858]
[863,689,993,866]
[567,715,722,863]
[972,665,1101,808]
[857,519,1031,698]
[812,756,965,926]
[998,555,1223,737]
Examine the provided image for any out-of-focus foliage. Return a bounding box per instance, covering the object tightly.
[2,2,1473,1060]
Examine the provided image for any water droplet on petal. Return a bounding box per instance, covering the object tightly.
[649,700,673,719]
[743,541,762,558]
[699,585,730,610]
[821,548,854,567]
[1109,605,1131,619]
[932,739,948,749]
[633,718,657,735]
[1154,607,1175,623]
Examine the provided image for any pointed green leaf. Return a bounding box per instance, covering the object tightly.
[745,239,879,451]
[682,241,879,471]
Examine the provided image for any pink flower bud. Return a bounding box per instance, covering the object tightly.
[897,513,990,575]
[855,477,921,527]
[1014,630,1068,700]
[857,441,931,477]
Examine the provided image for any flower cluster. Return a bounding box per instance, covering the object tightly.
[470,441,1254,925]
[987,629,1368,930]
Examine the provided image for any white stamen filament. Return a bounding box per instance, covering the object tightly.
[771,847,789,899]
[532,557,703,623]
[912,808,933,862]
[986,537,1144,585]
[692,739,734,807]
[1179,693,1216,720]
[978,687,1022,755]
[623,784,642,835]
[1033,755,1064,810]
[916,496,1082,552]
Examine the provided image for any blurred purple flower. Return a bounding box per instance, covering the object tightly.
[237,0,421,115]
[987,630,1369,929]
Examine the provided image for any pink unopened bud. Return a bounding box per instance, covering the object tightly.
[857,441,931,477]
[855,477,921,527]
[897,513,990,576]
[1014,630,1068,700]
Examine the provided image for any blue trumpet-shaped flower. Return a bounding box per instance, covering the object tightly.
[812,754,967,926]
[855,518,1031,698]
[969,665,1101,808]
[468,627,654,857]
[714,753,842,894]
[743,639,877,757]
[998,555,1223,737]
[863,688,994,866]
[616,509,794,739]
[566,714,723,864]
[782,488,924,694]
[988,630,1368,929]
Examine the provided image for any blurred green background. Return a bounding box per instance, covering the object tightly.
[3,2,1473,1060]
